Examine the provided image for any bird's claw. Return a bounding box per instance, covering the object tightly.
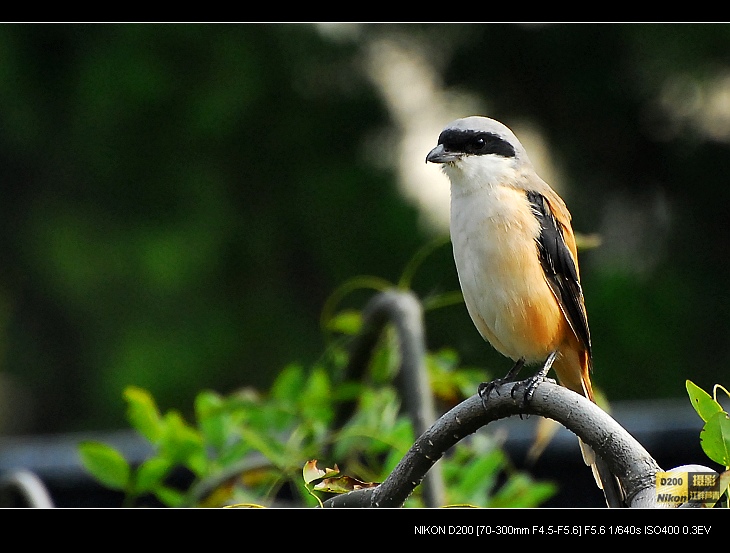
[479,352,559,413]
[514,351,558,412]
[478,357,526,409]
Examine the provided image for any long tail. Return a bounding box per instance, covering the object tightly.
[553,350,625,508]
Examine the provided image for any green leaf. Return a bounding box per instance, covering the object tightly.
[457,449,505,499]
[78,441,131,491]
[159,411,207,476]
[326,310,362,335]
[124,386,163,443]
[134,457,173,494]
[330,381,363,403]
[300,366,333,426]
[382,419,415,476]
[427,348,486,402]
[488,473,557,508]
[700,411,730,466]
[368,329,399,383]
[154,485,187,507]
[216,440,252,468]
[270,363,306,403]
[195,389,224,421]
[195,390,228,449]
[686,380,723,423]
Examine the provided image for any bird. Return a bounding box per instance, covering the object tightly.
[426,115,624,507]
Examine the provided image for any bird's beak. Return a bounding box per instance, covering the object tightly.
[426,144,461,164]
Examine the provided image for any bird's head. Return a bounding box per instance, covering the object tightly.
[426,116,531,189]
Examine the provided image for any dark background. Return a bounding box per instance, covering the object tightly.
[0,24,726,478]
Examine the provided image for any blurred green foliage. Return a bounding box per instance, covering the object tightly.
[78,309,555,508]
[1,23,730,435]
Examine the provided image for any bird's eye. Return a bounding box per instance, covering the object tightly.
[473,137,486,151]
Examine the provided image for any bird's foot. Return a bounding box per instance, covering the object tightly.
[478,352,559,414]
[478,357,526,409]
[520,351,558,407]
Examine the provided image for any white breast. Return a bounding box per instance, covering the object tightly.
[450,182,562,362]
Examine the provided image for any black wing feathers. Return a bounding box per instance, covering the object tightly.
[526,191,592,358]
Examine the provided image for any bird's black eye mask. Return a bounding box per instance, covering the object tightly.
[437,129,516,158]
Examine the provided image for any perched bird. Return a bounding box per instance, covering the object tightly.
[426,116,623,507]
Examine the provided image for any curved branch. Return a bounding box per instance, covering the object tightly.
[333,289,445,507]
[0,469,54,508]
[323,377,663,508]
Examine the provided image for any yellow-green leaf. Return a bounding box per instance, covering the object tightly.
[134,457,173,494]
[326,310,362,335]
[686,380,723,423]
[78,441,131,491]
[700,411,730,466]
[124,386,163,443]
[270,363,305,403]
[159,411,206,476]
[195,390,228,449]
[154,485,186,507]
[194,389,223,421]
